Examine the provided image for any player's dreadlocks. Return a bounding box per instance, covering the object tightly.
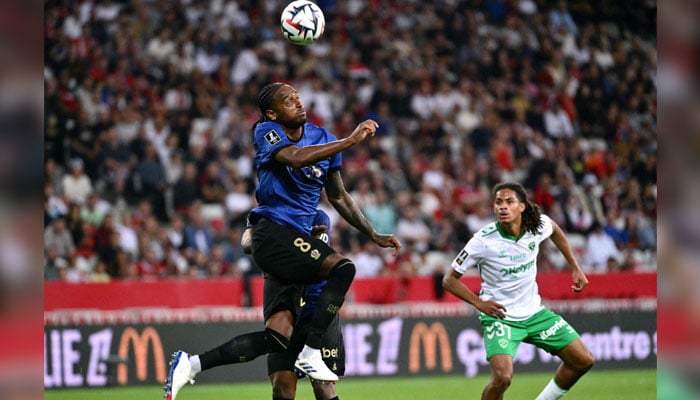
[494,182,543,235]
[252,82,286,131]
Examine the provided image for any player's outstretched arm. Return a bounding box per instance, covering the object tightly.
[325,170,401,256]
[550,221,588,292]
[274,120,378,169]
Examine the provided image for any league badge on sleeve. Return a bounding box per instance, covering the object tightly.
[455,249,468,265]
[264,129,281,146]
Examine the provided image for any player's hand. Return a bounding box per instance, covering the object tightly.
[571,268,588,292]
[310,224,328,238]
[348,119,378,145]
[373,233,401,256]
[476,300,507,319]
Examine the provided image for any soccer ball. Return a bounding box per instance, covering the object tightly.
[280,0,325,45]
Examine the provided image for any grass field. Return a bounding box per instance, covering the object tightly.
[46,369,655,399]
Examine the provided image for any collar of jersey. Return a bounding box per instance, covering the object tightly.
[495,222,525,242]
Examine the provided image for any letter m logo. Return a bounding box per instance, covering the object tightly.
[117,327,166,385]
[409,322,453,373]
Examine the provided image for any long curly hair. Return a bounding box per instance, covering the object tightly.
[493,182,543,235]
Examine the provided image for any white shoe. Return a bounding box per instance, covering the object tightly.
[163,351,196,400]
[294,349,338,382]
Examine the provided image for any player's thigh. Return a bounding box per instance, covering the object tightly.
[522,308,580,354]
[252,219,335,283]
[480,315,527,360]
[263,275,303,326]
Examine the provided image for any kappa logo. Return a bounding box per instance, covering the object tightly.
[264,129,281,146]
[300,297,306,307]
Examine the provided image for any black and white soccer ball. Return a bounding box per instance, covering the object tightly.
[280,0,325,45]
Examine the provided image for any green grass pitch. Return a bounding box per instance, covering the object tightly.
[45,369,656,399]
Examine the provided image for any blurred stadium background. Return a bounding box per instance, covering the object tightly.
[0,0,678,398]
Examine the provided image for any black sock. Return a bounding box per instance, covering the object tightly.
[306,260,355,348]
[199,328,289,370]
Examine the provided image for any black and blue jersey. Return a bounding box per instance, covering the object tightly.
[251,121,341,235]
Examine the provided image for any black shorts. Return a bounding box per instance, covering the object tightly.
[267,301,345,377]
[252,218,336,284]
[262,274,304,322]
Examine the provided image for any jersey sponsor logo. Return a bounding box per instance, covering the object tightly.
[509,253,527,262]
[264,129,281,146]
[539,318,569,340]
[499,260,535,276]
[327,304,340,314]
[455,249,468,265]
[322,347,339,358]
[318,232,329,244]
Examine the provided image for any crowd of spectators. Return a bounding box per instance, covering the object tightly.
[44,0,657,285]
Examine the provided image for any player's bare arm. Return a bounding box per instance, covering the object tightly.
[325,171,401,256]
[274,120,378,169]
[549,221,588,292]
[442,269,506,319]
[241,227,253,254]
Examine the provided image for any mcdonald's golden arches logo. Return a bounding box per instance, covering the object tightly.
[117,327,166,385]
[409,322,453,373]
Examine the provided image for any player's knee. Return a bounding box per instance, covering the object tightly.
[329,259,355,283]
[578,351,595,373]
[491,369,512,389]
[265,328,291,353]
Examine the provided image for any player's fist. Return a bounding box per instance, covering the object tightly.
[349,119,378,144]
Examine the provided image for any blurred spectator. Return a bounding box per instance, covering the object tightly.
[44,216,75,260]
[224,178,253,226]
[199,161,227,204]
[44,246,67,281]
[353,242,385,278]
[173,162,201,214]
[183,203,214,256]
[80,192,110,227]
[364,189,397,235]
[395,205,431,254]
[543,100,575,139]
[583,222,622,273]
[61,158,92,205]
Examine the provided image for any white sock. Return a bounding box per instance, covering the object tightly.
[300,344,319,358]
[535,378,568,400]
[189,355,202,374]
